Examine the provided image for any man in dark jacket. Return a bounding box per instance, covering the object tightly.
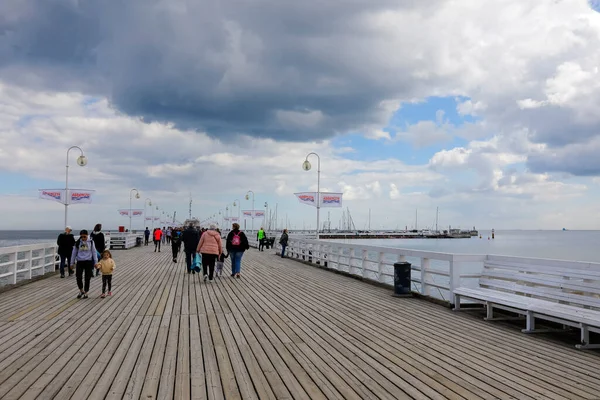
[57,226,76,278]
[181,224,200,273]
[279,229,289,258]
[90,223,105,276]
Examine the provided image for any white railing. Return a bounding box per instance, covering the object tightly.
[249,237,484,304]
[107,232,140,249]
[0,243,57,287]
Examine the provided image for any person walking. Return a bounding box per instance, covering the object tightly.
[257,227,266,251]
[166,227,172,245]
[171,228,182,263]
[181,224,200,274]
[90,223,105,277]
[197,224,223,282]
[154,228,163,252]
[71,230,98,299]
[162,227,167,244]
[95,250,115,298]
[57,226,76,278]
[144,227,151,246]
[279,229,289,258]
[226,223,249,278]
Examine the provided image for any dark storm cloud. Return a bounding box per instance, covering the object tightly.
[0,0,443,140]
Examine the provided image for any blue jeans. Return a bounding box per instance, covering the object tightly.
[229,251,244,275]
[281,244,287,258]
[59,254,71,276]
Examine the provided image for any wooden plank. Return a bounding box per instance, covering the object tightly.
[0,246,598,399]
[266,256,600,400]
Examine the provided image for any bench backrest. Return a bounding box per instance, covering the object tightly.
[481,255,600,311]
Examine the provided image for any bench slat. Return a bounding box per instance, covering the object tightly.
[479,278,600,309]
[482,270,600,296]
[454,288,600,327]
[484,261,600,279]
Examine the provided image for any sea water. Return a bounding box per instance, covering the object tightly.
[326,230,600,263]
[3,229,600,263]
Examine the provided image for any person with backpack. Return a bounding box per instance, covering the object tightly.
[71,229,98,299]
[279,229,289,258]
[57,226,76,278]
[257,227,266,251]
[144,227,151,246]
[197,224,223,282]
[181,224,200,273]
[226,223,249,278]
[90,223,105,276]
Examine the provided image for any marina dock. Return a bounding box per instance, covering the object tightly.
[0,246,599,399]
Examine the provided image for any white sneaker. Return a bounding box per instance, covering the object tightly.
[209,278,214,282]
[204,274,208,282]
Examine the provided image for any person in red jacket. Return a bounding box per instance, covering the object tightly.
[153,228,163,252]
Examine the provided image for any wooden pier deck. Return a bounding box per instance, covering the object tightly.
[0,246,599,399]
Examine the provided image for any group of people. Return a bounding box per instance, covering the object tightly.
[143,226,178,252]
[179,223,250,281]
[56,221,290,298]
[57,224,115,299]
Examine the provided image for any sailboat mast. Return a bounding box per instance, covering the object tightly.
[435,207,438,233]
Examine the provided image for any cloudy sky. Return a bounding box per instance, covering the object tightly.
[1,0,600,231]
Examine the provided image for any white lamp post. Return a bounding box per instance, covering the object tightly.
[264,201,269,231]
[144,198,152,229]
[129,188,140,232]
[303,152,321,239]
[245,190,255,232]
[233,199,241,225]
[64,146,87,228]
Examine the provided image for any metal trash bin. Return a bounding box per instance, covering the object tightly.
[393,261,412,297]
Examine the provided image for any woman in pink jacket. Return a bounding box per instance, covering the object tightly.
[197,224,223,282]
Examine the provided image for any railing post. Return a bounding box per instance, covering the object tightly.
[13,250,18,285]
[361,249,368,278]
[377,252,384,283]
[449,256,460,301]
[28,250,33,280]
[421,257,430,296]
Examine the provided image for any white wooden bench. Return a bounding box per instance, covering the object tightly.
[453,255,600,350]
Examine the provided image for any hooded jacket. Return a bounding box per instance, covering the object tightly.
[197,229,223,255]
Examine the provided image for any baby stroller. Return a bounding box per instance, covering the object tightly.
[215,253,228,278]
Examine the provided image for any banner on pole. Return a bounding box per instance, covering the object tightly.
[242,210,253,217]
[118,209,144,217]
[294,192,317,207]
[70,190,95,204]
[254,211,265,218]
[39,189,64,204]
[320,192,343,208]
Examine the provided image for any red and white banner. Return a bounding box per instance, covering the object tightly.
[320,192,343,208]
[118,209,144,217]
[70,190,94,204]
[241,210,264,218]
[38,189,95,204]
[39,189,64,204]
[294,192,317,207]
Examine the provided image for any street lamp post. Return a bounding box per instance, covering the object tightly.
[144,198,152,229]
[64,146,87,228]
[245,191,255,232]
[264,201,269,231]
[303,152,321,239]
[129,189,140,232]
[233,199,241,225]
